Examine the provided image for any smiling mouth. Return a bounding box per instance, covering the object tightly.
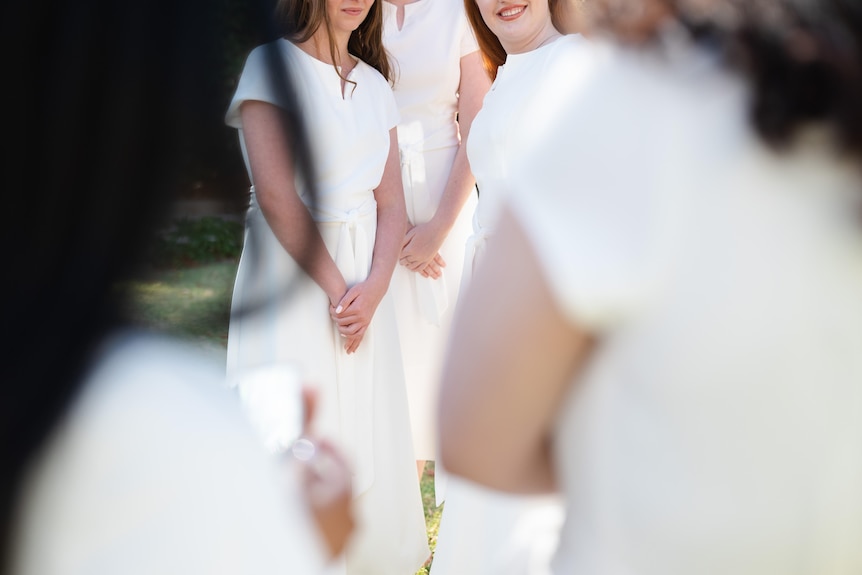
[497,5,525,19]
[343,7,363,15]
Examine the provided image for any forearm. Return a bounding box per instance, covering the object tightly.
[367,196,406,291]
[367,128,408,292]
[241,100,347,305]
[427,144,476,237]
[258,194,347,305]
[439,207,591,494]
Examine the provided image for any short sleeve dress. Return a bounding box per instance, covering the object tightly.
[383,0,480,464]
[463,34,587,279]
[224,39,429,575]
[508,38,862,574]
[431,35,587,575]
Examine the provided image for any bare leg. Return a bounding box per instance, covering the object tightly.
[416,460,426,483]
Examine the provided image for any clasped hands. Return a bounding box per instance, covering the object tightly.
[329,278,385,354]
[399,221,446,279]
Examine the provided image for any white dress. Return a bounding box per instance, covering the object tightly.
[224,40,429,575]
[508,37,862,574]
[431,35,587,575]
[383,0,479,463]
[11,331,327,575]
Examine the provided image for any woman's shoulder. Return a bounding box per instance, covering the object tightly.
[244,38,294,68]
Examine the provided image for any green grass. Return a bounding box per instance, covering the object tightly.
[418,462,444,574]
[120,260,238,348]
[123,257,443,572]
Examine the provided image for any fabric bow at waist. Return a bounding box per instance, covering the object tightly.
[312,196,378,495]
[310,197,377,286]
[462,206,493,289]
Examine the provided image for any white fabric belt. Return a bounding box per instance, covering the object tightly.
[312,196,378,495]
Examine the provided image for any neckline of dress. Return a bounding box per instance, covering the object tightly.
[504,34,567,65]
[288,39,359,73]
[383,0,430,32]
[286,40,361,101]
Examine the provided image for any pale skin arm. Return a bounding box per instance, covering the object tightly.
[399,50,491,279]
[438,205,595,494]
[240,101,348,306]
[330,128,408,353]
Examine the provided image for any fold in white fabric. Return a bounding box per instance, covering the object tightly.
[311,197,378,495]
[399,143,449,326]
[461,208,492,289]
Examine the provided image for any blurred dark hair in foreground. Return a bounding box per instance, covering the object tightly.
[0,0,315,570]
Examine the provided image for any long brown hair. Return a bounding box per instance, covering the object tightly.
[277,0,392,83]
[464,0,566,80]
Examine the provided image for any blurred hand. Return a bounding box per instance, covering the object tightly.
[330,280,385,353]
[416,253,446,279]
[400,222,447,274]
[294,387,355,559]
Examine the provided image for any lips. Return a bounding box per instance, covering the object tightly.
[497,4,525,20]
[343,7,363,15]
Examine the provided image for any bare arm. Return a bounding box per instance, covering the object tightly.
[241,101,347,306]
[400,51,491,278]
[438,205,594,493]
[331,129,408,353]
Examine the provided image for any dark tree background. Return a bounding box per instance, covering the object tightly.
[176,0,280,212]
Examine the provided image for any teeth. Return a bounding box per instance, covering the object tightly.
[499,6,524,17]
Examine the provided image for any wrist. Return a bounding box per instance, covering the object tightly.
[427,215,452,240]
[325,282,347,307]
[362,273,389,300]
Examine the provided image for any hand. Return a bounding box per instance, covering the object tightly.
[416,253,446,279]
[294,387,355,559]
[330,280,385,354]
[400,222,447,272]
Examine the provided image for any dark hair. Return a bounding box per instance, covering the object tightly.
[719,0,862,155]
[464,0,566,79]
[277,0,392,83]
[593,0,862,157]
[0,1,315,571]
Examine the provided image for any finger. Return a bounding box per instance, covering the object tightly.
[301,385,318,434]
[345,335,359,354]
[335,286,360,314]
[338,322,364,336]
[332,311,360,325]
[425,260,442,277]
[348,333,365,354]
[401,228,416,248]
[433,253,447,267]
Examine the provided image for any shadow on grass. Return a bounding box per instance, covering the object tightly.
[119,259,238,348]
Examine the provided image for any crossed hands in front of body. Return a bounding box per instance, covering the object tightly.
[399,222,446,279]
[329,278,386,354]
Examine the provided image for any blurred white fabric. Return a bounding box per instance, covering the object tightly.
[11,331,326,575]
[508,35,862,574]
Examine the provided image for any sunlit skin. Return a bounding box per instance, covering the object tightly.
[328,0,375,43]
[297,0,375,81]
[475,0,561,53]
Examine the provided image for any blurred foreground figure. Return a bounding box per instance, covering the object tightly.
[1,1,352,573]
[440,0,862,573]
